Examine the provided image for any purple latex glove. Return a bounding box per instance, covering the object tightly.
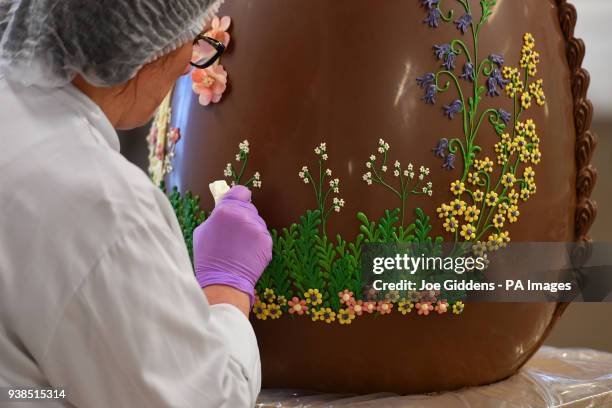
[194,185,272,305]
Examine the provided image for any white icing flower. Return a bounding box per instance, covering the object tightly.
[381,165,387,172]
[326,169,332,176]
[366,162,372,168]
[209,180,231,205]
[223,163,232,177]
[322,153,328,161]
[394,170,400,177]
[407,163,414,171]
[394,160,401,168]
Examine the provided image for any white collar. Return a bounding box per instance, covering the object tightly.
[62,84,121,153]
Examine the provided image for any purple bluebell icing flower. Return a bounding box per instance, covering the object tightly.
[432,138,449,158]
[460,62,475,81]
[421,0,440,8]
[423,7,442,28]
[443,153,456,171]
[422,84,437,105]
[491,68,509,88]
[454,13,472,34]
[489,54,505,67]
[486,77,500,97]
[498,108,511,125]
[434,43,451,60]
[416,72,435,88]
[443,100,463,119]
[443,51,457,70]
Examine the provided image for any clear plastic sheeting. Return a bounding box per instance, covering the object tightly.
[257,347,612,408]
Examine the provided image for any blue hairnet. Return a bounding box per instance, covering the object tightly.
[0,0,222,88]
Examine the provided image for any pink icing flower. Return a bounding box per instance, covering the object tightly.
[416,302,434,316]
[350,300,365,316]
[169,128,181,145]
[363,301,377,314]
[377,301,393,315]
[288,297,308,315]
[192,65,228,106]
[435,300,449,314]
[205,16,232,46]
[338,289,355,305]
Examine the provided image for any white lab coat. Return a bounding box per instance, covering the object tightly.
[0,78,261,407]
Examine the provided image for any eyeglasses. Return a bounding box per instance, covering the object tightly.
[190,35,226,69]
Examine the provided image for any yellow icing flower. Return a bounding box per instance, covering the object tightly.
[460,224,476,241]
[531,149,542,164]
[498,201,509,213]
[437,203,451,219]
[263,288,276,303]
[487,233,501,251]
[464,205,480,223]
[501,173,516,188]
[398,301,414,315]
[268,303,282,320]
[499,231,511,247]
[304,288,323,306]
[520,188,531,201]
[253,300,269,320]
[515,121,526,135]
[475,157,494,173]
[472,241,487,257]
[524,33,535,48]
[508,190,519,204]
[450,180,465,196]
[452,301,465,315]
[277,295,287,307]
[503,66,516,80]
[473,189,485,202]
[521,92,532,110]
[524,166,535,181]
[513,136,528,152]
[507,205,520,223]
[500,133,511,145]
[320,307,336,324]
[494,141,506,155]
[493,213,505,229]
[485,191,499,207]
[337,308,355,325]
[310,308,322,322]
[444,217,459,233]
[467,172,480,185]
[523,119,536,137]
[449,199,467,216]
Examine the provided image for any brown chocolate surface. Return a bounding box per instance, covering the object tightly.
[165,0,597,394]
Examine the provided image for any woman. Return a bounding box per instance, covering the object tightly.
[0,0,272,407]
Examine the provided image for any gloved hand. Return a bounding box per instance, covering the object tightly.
[194,186,272,306]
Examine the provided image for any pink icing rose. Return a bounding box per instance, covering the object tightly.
[205,16,231,46]
[191,65,228,106]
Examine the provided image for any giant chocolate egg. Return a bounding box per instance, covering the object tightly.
[149,0,597,394]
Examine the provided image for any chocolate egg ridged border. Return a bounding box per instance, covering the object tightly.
[558,0,598,280]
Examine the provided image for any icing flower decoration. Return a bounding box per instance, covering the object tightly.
[263,288,276,303]
[443,100,463,120]
[454,13,472,34]
[416,302,434,316]
[364,302,377,314]
[338,309,356,325]
[460,62,475,81]
[288,297,308,315]
[253,300,269,320]
[442,154,456,171]
[338,290,355,305]
[304,288,323,306]
[398,301,414,315]
[320,308,336,324]
[432,138,449,158]
[377,301,393,315]
[205,16,232,46]
[435,300,449,314]
[192,65,228,106]
[350,300,365,316]
[268,304,282,320]
[452,301,465,315]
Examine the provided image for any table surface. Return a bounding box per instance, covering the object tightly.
[257,347,612,407]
